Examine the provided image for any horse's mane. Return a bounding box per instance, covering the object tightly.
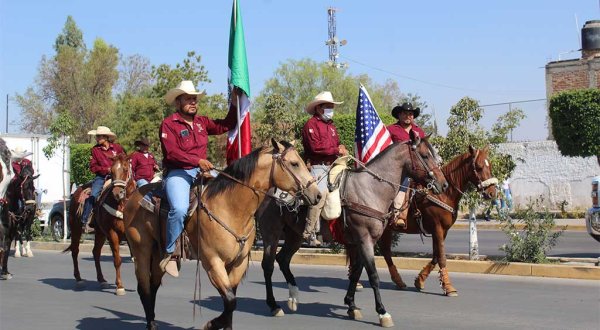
[20,162,34,177]
[351,142,404,172]
[441,151,472,187]
[0,138,11,175]
[204,146,265,200]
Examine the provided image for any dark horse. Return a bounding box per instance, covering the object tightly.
[63,153,135,294]
[378,146,498,296]
[257,133,448,327]
[124,140,321,330]
[1,161,38,280]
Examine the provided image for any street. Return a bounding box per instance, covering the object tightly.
[1,250,598,329]
[392,229,600,259]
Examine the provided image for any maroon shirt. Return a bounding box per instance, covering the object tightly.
[12,158,33,176]
[90,143,125,176]
[302,115,340,164]
[386,122,426,143]
[160,111,236,170]
[130,150,157,182]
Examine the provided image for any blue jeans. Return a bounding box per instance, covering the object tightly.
[136,178,149,187]
[81,175,105,224]
[164,168,199,254]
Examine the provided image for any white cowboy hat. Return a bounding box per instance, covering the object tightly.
[164,80,206,106]
[305,91,343,115]
[11,146,33,159]
[87,126,116,137]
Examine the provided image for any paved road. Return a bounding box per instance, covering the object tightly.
[1,250,598,329]
[392,229,600,258]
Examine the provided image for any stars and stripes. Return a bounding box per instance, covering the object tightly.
[354,85,392,164]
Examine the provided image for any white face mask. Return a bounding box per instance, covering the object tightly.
[321,108,334,121]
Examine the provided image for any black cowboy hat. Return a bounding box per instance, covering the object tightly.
[392,102,420,119]
[134,137,151,147]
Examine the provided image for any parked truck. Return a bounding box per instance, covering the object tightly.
[0,134,70,231]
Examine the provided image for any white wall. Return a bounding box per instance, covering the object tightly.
[498,140,600,210]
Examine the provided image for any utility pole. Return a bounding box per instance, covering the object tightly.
[5,94,8,133]
[325,7,348,69]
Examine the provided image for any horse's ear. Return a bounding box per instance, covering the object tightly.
[482,145,490,154]
[468,145,476,155]
[33,174,40,180]
[409,129,420,145]
[271,138,280,153]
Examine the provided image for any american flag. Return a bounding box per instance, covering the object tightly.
[354,85,393,164]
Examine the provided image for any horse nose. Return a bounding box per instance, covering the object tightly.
[443,182,449,191]
[316,192,322,203]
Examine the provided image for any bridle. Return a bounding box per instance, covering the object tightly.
[408,139,444,193]
[269,146,317,202]
[470,149,498,193]
[110,160,133,200]
[19,175,36,209]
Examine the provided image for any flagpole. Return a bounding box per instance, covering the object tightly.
[236,92,242,158]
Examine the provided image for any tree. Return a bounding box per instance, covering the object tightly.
[116,54,153,96]
[549,89,600,165]
[16,17,120,141]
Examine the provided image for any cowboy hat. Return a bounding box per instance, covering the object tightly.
[392,102,420,119]
[305,91,343,115]
[165,80,206,106]
[11,146,33,159]
[87,126,116,137]
[134,137,151,147]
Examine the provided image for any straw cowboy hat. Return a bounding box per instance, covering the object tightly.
[165,80,206,107]
[11,146,33,159]
[134,137,151,147]
[87,126,116,137]
[392,102,421,119]
[305,91,343,115]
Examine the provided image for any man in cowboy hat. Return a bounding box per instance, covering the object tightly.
[159,80,239,277]
[387,102,426,227]
[301,91,348,247]
[131,137,159,188]
[10,146,34,177]
[81,126,125,232]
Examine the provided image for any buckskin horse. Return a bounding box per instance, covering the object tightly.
[63,153,135,294]
[1,161,38,280]
[124,140,321,330]
[378,145,498,297]
[256,133,447,327]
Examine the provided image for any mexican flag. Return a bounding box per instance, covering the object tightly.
[226,0,252,165]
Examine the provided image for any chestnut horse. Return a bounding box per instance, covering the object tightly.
[124,140,321,330]
[378,146,497,296]
[63,153,135,294]
[1,162,37,280]
[257,133,448,327]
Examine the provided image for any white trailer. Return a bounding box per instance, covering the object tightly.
[0,133,70,228]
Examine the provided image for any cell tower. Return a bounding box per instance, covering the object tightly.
[325,7,348,69]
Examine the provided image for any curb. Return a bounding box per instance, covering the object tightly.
[452,223,587,231]
[31,242,599,281]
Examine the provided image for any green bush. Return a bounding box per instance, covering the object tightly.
[499,197,565,263]
[70,143,94,185]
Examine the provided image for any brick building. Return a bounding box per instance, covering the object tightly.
[545,20,600,137]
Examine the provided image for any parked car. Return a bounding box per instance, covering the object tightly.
[48,200,70,242]
[586,176,600,242]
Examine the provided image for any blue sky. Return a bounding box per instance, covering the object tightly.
[1,0,598,141]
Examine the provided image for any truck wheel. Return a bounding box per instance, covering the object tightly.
[51,214,64,242]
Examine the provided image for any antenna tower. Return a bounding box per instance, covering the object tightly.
[325,7,348,69]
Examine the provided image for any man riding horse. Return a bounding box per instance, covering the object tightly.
[158,80,239,277]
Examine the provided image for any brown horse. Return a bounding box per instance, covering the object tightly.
[124,140,321,330]
[378,145,498,296]
[257,133,448,327]
[63,153,135,294]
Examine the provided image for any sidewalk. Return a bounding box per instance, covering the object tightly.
[453,218,586,231]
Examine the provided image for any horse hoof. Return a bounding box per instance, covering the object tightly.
[396,282,407,290]
[25,252,34,257]
[100,281,111,289]
[75,280,86,288]
[115,288,126,296]
[272,308,285,317]
[355,282,364,291]
[287,298,298,312]
[379,313,394,328]
[1,273,13,280]
[347,309,363,320]
[14,252,21,258]
[446,291,458,297]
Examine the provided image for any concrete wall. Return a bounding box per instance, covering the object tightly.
[497,140,600,210]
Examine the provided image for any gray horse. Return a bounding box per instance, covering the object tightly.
[257,132,447,327]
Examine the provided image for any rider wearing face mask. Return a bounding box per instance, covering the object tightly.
[301,91,348,246]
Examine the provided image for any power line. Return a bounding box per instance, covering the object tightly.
[480,98,546,107]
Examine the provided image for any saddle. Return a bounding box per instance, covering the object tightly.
[138,178,210,261]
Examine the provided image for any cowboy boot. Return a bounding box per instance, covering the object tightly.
[391,207,407,228]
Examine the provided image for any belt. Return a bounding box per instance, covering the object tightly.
[310,160,333,166]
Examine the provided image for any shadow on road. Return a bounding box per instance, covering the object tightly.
[38,277,135,295]
[76,306,191,330]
